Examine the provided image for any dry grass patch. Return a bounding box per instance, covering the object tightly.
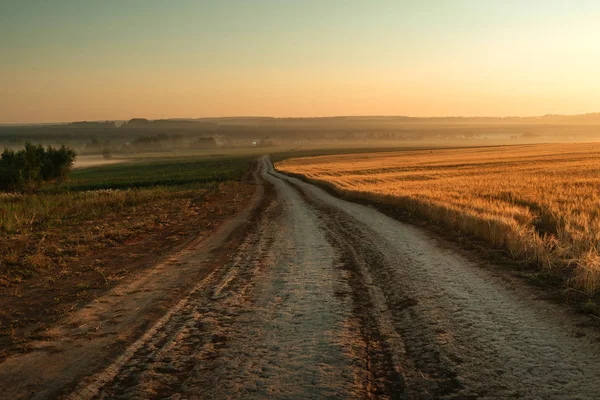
[0,186,201,286]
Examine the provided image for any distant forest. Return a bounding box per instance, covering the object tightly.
[2,114,600,152]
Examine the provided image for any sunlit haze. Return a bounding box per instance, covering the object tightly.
[2,0,599,123]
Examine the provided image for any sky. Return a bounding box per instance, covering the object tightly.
[1,0,600,123]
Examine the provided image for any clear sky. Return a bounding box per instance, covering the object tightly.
[1,0,599,123]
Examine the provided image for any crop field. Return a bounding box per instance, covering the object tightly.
[276,143,600,295]
[0,156,252,286]
[62,156,250,191]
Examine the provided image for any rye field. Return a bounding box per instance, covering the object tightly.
[276,143,600,295]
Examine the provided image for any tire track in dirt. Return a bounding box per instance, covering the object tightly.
[85,195,280,399]
[86,155,412,399]
[270,158,600,399]
[62,166,277,400]
[83,159,384,399]
[287,180,463,399]
[0,162,268,400]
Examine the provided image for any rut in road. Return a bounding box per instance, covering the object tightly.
[267,158,600,399]
[66,156,600,400]
[79,172,396,399]
[87,191,283,399]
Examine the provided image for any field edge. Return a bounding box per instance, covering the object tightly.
[272,160,600,320]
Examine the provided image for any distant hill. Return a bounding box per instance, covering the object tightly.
[2,113,600,146]
[4,113,600,128]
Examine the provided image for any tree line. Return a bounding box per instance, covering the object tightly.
[0,143,76,191]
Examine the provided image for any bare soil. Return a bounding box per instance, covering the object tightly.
[0,181,256,360]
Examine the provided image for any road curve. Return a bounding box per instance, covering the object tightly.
[3,156,600,399]
[264,156,600,399]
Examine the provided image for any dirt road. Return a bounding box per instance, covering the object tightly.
[2,156,600,399]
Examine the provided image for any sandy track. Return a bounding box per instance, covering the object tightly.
[2,156,600,399]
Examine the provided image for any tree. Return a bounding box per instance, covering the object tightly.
[0,143,76,191]
[41,145,77,182]
[0,148,17,190]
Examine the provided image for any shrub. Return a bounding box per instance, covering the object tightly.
[0,143,76,191]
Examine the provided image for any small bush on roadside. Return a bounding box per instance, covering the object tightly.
[0,143,77,192]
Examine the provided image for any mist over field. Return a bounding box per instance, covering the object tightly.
[3,113,600,156]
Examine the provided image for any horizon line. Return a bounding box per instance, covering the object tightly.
[3,112,600,126]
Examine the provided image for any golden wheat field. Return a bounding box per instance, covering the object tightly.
[276,143,600,295]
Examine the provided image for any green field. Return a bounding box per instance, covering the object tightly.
[61,156,251,191]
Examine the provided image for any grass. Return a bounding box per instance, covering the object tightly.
[0,155,253,286]
[276,143,600,296]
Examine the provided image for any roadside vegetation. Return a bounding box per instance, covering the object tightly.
[276,143,600,298]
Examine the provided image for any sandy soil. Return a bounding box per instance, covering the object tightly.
[2,156,600,399]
